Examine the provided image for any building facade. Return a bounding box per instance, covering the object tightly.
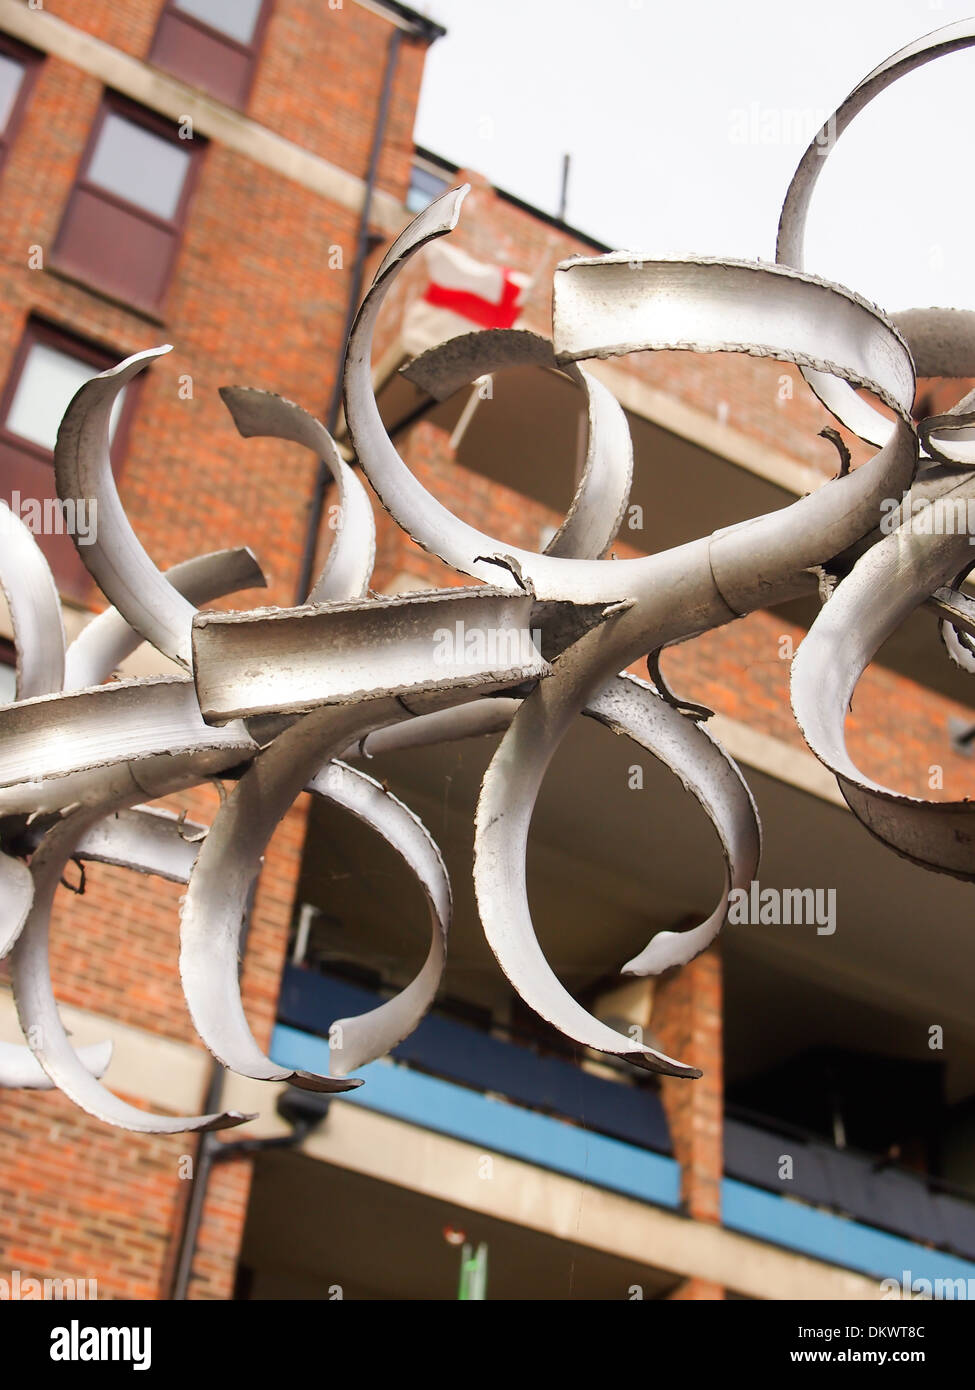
[1,0,975,1301]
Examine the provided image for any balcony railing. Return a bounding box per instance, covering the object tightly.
[277,963,672,1154]
[724,1111,975,1263]
[275,964,975,1282]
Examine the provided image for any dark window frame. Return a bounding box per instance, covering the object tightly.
[406,160,451,214]
[71,91,200,236]
[52,91,204,313]
[166,0,272,55]
[0,33,42,175]
[0,317,139,467]
[150,0,274,110]
[0,317,143,600]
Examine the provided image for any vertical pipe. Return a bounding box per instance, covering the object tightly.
[558,152,571,222]
[294,25,404,604]
[167,884,257,1300]
[168,1066,224,1301]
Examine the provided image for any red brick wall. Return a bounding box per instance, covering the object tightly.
[0,51,367,613]
[0,1090,196,1300]
[40,0,161,61]
[253,2,427,198]
[0,791,310,1300]
[654,949,724,1218]
[2,0,973,1305]
[373,417,975,802]
[0,0,430,1302]
[372,169,883,478]
[40,0,426,202]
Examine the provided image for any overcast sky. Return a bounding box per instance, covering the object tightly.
[412,0,975,314]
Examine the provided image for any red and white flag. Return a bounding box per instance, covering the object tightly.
[402,241,530,355]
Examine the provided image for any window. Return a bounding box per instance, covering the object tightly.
[0,321,139,601]
[86,112,191,221]
[0,35,41,174]
[173,0,264,43]
[406,159,451,214]
[53,95,202,312]
[6,342,126,454]
[0,54,25,129]
[150,0,272,109]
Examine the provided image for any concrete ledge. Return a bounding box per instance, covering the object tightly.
[0,985,210,1114]
[586,357,824,499]
[220,1065,889,1300]
[709,713,846,808]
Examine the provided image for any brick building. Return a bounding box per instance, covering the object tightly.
[1,0,975,1301]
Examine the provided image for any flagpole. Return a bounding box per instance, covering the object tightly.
[449,376,492,452]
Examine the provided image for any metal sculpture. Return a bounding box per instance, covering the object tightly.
[3,20,975,1128]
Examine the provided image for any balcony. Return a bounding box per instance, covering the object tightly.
[273,963,975,1290]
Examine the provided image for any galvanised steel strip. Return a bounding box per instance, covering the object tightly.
[73,805,208,882]
[792,473,975,878]
[192,586,551,724]
[0,1038,112,1091]
[7,731,262,1127]
[338,679,761,980]
[0,18,970,1125]
[306,760,450,1078]
[178,696,410,1092]
[587,673,761,976]
[0,848,32,960]
[178,673,569,1091]
[0,500,65,699]
[552,251,918,616]
[0,808,206,1090]
[10,800,254,1132]
[777,17,975,448]
[53,346,200,669]
[0,677,256,814]
[218,387,376,603]
[401,327,634,560]
[64,547,267,692]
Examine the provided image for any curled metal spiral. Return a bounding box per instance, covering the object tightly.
[4,19,975,1128]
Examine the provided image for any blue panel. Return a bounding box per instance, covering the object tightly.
[271,1023,682,1209]
[935,1191,975,1262]
[277,965,672,1154]
[724,1117,835,1208]
[272,1021,975,1283]
[722,1178,975,1285]
[724,1117,975,1260]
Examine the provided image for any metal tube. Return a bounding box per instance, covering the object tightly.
[294,24,403,604]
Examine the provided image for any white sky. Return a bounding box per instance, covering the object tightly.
[412,0,975,314]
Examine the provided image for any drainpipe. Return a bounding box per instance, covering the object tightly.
[295,8,444,603]
[173,2,446,1302]
[170,15,409,1263]
[168,1077,329,1300]
[168,1060,227,1301]
[168,886,258,1301]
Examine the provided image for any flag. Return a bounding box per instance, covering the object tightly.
[401,241,530,355]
